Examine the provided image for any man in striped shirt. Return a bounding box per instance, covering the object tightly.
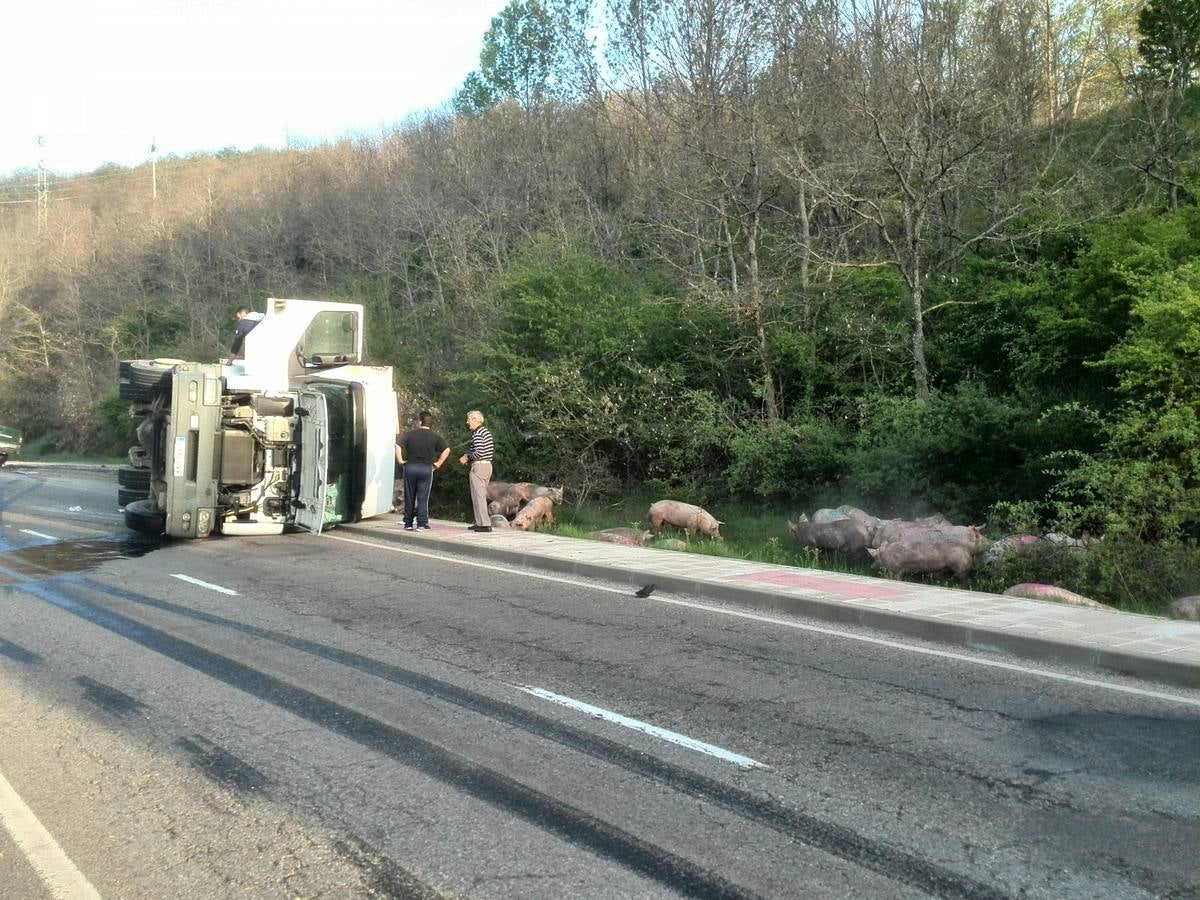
[458,410,494,532]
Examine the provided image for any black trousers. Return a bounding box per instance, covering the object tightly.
[402,463,434,526]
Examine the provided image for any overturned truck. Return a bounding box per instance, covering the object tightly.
[117,298,397,538]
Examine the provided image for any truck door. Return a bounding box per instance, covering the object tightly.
[294,391,330,534]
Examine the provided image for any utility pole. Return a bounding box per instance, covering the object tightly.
[36,134,48,233]
[150,137,157,200]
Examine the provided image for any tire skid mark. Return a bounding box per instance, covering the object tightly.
[175,735,271,796]
[332,835,452,900]
[24,578,757,900]
[0,637,40,663]
[73,674,147,717]
[74,577,1005,900]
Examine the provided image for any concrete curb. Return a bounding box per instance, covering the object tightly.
[3,461,116,472]
[338,520,1200,691]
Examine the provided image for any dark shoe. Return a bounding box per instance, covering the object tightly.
[469,525,492,532]
[404,524,416,532]
[418,524,432,531]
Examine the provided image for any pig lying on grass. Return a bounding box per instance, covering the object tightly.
[646,500,722,539]
[487,481,563,505]
[1003,583,1106,609]
[591,527,652,547]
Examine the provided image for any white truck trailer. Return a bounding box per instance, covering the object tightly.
[117,298,397,538]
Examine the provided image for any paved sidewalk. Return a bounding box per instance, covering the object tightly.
[338,516,1200,690]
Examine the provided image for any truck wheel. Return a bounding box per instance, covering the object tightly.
[124,499,165,535]
[118,466,151,490]
[0,453,6,466]
[128,359,181,390]
[119,379,157,403]
[118,487,148,507]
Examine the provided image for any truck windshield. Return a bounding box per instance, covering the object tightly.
[298,311,358,366]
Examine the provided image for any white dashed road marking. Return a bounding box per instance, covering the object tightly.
[328,533,1200,709]
[520,686,767,770]
[170,574,239,596]
[19,529,56,540]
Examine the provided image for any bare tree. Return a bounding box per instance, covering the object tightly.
[805,0,1050,397]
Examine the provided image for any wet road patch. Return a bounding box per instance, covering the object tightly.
[0,536,161,580]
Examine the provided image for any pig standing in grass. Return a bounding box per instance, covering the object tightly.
[868,540,973,581]
[871,520,984,551]
[530,485,564,504]
[512,496,555,531]
[500,482,536,504]
[486,481,515,502]
[787,515,873,554]
[837,505,884,530]
[646,500,722,539]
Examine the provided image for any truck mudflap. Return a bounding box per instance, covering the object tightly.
[294,391,330,534]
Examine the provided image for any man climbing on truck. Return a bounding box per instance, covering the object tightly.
[230,306,265,358]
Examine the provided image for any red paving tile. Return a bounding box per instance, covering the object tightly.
[729,570,908,600]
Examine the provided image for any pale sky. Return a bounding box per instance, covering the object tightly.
[2,0,510,176]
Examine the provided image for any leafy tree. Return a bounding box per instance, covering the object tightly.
[1131,0,1200,206]
[1138,0,1200,90]
[452,72,499,118]
[453,0,561,113]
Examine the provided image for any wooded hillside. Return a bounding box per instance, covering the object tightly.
[1,0,1197,599]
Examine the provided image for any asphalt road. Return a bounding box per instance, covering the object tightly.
[0,466,1197,899]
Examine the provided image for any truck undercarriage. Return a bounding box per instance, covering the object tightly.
[117,299,396,538]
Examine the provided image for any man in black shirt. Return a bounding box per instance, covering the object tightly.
[395,411,451,531]
[230,306,264,358]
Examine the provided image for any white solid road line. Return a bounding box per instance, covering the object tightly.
[19,529,56,540]
[520,686,767,770]
[328,533,1200,709]
[0,769,101,900]
[170,574,239,596]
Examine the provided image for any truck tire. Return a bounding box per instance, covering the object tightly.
[0,453,6,466]
[124,499,166,536]
[118,487,147,507]
[119,379,157,403]
[127,359,183,389]
[118,466,151,490]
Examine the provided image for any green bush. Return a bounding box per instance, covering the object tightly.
[725,414,847,500]
[1045,399,1200,542]
[976,537,1200,613]
[841,383,1038,520]
[91,391,136,456]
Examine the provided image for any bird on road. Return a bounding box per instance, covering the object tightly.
[634,584,656,598]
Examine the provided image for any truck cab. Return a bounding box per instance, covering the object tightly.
[118,299,397,538]
[0,425,22,466]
